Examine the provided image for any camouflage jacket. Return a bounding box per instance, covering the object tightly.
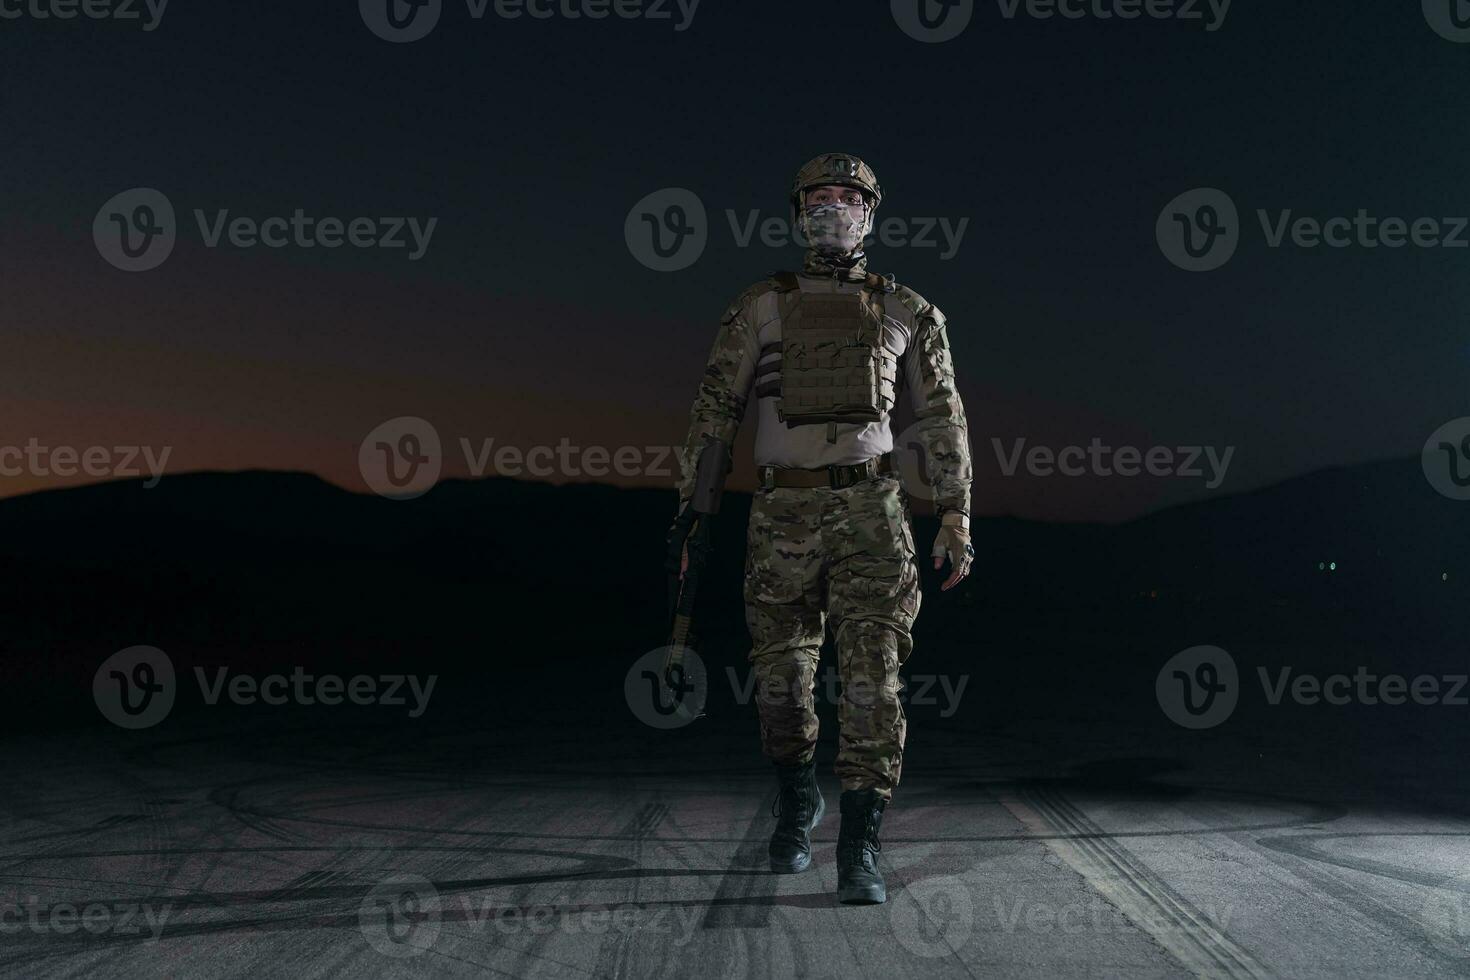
[676,250,971,515]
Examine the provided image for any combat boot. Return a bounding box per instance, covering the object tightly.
[836,789,887,904]
[769,759,825,873]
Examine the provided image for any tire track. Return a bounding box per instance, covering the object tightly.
[1001,783,1272,980]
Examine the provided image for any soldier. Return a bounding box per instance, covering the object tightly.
[674,153,973,905]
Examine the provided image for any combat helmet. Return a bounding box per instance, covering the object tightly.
[789,153,882,220]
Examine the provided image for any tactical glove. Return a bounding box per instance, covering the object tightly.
[931,510,974,590]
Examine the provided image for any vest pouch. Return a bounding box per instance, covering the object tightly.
[779,289,894,428]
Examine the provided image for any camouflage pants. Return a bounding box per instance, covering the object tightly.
[745,473,921,800]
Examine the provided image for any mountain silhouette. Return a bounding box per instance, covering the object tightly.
[0,458,1461,729]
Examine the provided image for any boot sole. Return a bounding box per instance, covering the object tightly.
[837,883,887,905]
[768,792,825,874]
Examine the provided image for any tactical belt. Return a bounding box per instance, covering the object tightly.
[757,453,894,491]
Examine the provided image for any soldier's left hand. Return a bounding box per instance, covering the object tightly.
[931,513,974,591]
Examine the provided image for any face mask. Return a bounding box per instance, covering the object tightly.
[798,202,871,257]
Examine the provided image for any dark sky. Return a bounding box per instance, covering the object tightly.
[2,1,1465,520]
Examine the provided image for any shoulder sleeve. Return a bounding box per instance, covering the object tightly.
[674,279,772,508]
[894,285,972,515]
